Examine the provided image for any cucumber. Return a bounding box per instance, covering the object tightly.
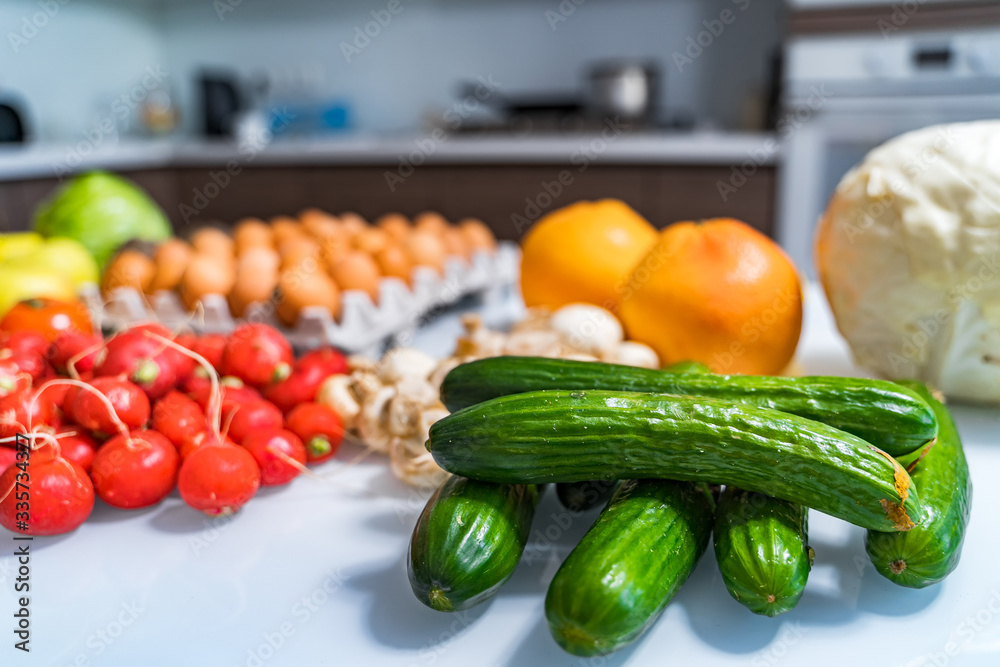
[546,479,715,656]
[427,389,923,532]
[407,476,541,611]
[714,487,813,616]
[439,357,937,456]
[555,479,617,512]
[552,360,706,511]
[865,382,972,588]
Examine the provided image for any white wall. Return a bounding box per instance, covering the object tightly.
[0,0,783,140]
[0,0,165,142]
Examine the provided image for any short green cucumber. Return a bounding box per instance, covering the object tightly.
[439,356,937,456]
[865,382,972,588]
[553,361,705,511]
[546,479,715,656]
[714,487,813,616]
[427,390,923,532]
[555,479,617,512]
[407,476,541,611]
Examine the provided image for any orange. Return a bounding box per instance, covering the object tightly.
[619,218,802,375]
[520,199,658,311]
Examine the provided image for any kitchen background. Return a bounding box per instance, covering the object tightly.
[1,0,998,275]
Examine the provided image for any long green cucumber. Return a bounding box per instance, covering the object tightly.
[553,360,707,511]
[407,476,541,611]
[439,356,937,456]
[714,487,813,616]
[427,390,923,532]
[865,382,972,588]
[546,479,715,656]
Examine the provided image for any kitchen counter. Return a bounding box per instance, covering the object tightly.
[0,131,777,182]
[6,284,997,667]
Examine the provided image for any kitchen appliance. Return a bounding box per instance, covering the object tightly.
[587,60,659,122]
[197,71,244,138]
[776,26,1000,277]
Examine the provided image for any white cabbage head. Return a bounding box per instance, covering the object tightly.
[816,121,1000,404]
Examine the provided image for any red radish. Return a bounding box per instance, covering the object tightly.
[188,377,262,416]
[189,334,227,371]
[0,445,16,473]
[2,330,50,357]
[240,429,306,486]
[0,346,48,384]
[96,324,191,399]
[178,429,236,462]
[49,331,104,375]
[0,449,94,535]
[71,377,150,434]
[285,403,345,463]
[178,443,260,515]
[264,348,348,414]
[0,387,57,439]
[0,357,31,397]
[90,430,179,509]
[221,324,293,388]
[226,400,283,445]
[54,427,98,473]
[37,382,71,422]
[152,391,206,450]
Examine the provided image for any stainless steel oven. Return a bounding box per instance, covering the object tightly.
[776,26,1000,276]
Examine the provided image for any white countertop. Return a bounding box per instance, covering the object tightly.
[5,284,996,667]
[0,131,778,181]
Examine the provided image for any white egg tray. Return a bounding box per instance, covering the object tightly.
[91,242,521,353]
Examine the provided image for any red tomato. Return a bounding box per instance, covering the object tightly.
[178,443,260,515]
[71,377,150,435]
[226,400,283,445]
[90,430,179,509]
[285,403,344,463]
[0,453,94,535]
[221,324,292,388]
[240,429,306,486]
[0,298,93,342]
[54,427,98,473]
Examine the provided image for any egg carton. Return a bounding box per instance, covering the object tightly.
[92,242,521,353]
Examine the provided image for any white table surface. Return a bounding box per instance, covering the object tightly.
[2,285,998,667]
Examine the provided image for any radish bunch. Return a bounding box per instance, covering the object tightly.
[0,322,347,536]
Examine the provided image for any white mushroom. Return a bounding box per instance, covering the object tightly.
[356,385,397,453]
[316,374,361,430]
[389,436,449,489]
[503,329,562,357]
[603,341,660,369]
[550,303,624,356]
[376,347,437,384]
[347,354,377,374]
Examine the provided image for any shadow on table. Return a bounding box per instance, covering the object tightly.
[501,611,643,667]
[344,552,493,651]
[86,498,159,524]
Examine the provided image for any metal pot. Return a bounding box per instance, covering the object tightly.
[587,61,659,121]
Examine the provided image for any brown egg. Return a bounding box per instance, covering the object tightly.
[276,262,341,325]
[179,253,237,311]
[271,216,307,245]
[442,226,471,261]
[338,212,368,239]
[374,244,413,284]
[190,227,235,258]
[459,217,497,253]
[405,231,447,274]
[149,239,193,293]
[328,250,382,303]
[376,213,412,243]
[234,218,274,253]
[236,246,281,275]
[228,254,278,318]
[353,227,389,255]
[102,249,156,297]
[414,211,449,236]
[278,236,321,268]
[299,208,341,239]
[317,231,352,271]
